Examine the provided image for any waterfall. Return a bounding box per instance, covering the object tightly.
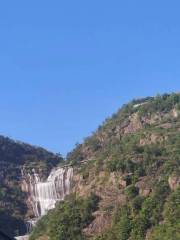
[15,236,29,240]
[26,219,37,233]
[17,166,73,239]
[26,167,73,217]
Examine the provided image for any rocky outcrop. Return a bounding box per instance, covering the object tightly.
[83,211,112,236]
[122,113,143,134]
[168,175,180,190]
[135,177,152,197]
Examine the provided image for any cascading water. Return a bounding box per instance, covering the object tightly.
[35,167,73,216]
[29,167,73,217]
[17,166,73,239]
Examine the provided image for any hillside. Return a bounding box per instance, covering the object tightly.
[30,93,180,240]
[0,136,63,237]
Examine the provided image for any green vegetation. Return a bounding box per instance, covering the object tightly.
[125,185,139,199]
[30,194,100,240]
[148,187,180,239]
[66,93,180,240]
[95,185,179,240]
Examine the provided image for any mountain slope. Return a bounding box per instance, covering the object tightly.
[30,93,180,240]
[0,136,63,237]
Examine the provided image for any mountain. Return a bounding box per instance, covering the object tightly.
[30,93,180,240]
[0,136,63,237]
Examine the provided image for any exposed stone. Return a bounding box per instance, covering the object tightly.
[123,113,143,134]
[140,188,152,197]
[172,108,178,118]
[168,176,180,190]
[109,172,117,185]
[135,178,152,197]
[139,133,164,146]
[83,211,111,236]
[119,178,127,188]
[159,123,173,129]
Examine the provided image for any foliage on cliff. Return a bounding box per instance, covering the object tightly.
[30,93,180,240]
[30,194,100,240]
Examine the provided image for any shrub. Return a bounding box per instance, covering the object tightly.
[125,185,139,199]
[30,194,100,240]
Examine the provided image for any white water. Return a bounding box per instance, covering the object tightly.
[16,166,73,239]
[29,167,73,217]
[15,236,29,240]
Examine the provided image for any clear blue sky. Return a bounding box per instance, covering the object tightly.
[0,1,180,155]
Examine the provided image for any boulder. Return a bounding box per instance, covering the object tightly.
[168,176,180,190]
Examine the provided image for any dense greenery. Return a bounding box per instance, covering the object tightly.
[149,187,180,240]
[65,93,180,240]
[95,184,180,240]
[30,194,100,240]
[0,135,62,171]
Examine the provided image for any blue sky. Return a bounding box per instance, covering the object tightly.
[0,1,180,155]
